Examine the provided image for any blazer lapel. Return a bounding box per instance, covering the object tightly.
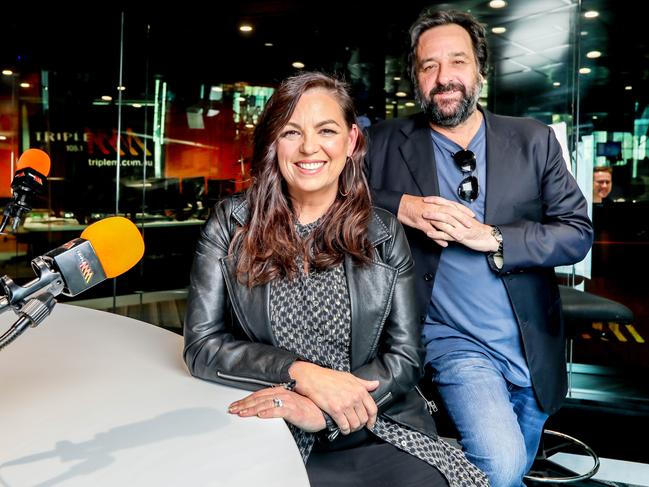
[399,118,440,197]
[484,110,519,223]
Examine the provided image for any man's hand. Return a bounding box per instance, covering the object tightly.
[397,194,475,247]
[422,196,500,252]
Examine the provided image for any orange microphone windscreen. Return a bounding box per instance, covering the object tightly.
[16,149,51,176]
[80,217,145,278]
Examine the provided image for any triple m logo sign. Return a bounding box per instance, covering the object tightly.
[33,129,152,157]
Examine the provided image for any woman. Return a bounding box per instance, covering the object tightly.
[184,72,487,487]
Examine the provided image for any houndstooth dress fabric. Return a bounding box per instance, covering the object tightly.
[269,221,489,487]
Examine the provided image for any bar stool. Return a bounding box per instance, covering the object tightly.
[524,285,634,484]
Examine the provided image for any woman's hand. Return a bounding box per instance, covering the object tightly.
[228,388,326,432]
[289,361,379,434]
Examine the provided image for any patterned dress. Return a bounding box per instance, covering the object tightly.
[269,221,489,487]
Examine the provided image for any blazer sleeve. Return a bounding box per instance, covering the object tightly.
[183,200,300,391]
[498,127,594,272]
[363,128,405,216]
[352,214,424,412]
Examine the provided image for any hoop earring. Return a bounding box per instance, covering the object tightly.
[339,156,356,197]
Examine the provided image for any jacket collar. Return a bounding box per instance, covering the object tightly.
[231,197,390,247]
[395,106,518,222]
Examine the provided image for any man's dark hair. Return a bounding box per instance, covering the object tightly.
[408,9,489,90]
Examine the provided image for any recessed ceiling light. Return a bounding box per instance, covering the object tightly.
[489,0,507,8]
[132,103,143,108]
[101,95,113,101]
[292,61,305,69]
[580,31,588,36]
[553,82,561,87]
[2,69,13,76]
[20,82,30,88]
[625,86,633,90]
[405,102,416,107]
[393,76,401,81]
[117,85,126,91]
[579,67,591,74]
[239,24,253,33]
[491,27,507,34]
[395,91,407,98]
[245,123,255,129]
[592,115,598,119]
[264,42,273,47]
[584,10,599,19]
[586,50,601,59]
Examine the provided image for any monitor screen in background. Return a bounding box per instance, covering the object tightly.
[596,141,622,158]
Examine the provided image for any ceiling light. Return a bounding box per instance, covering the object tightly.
[20,82,30,88]
[592,115,598,119]
[584,10,599,19]
[580,31,588,36]
[553,82,561,87]
[264,42,273,47]
[292,61,305,69]
[212,86,223,92]
[101,95,113,101]
[586,50,601,59]
[395,91,407,98]
[239,24,253,33]
[132,103,143,108]
[489,0,507,8]
[117,85,126,91]
[0,135,7,141]
[578,67,591,74]
[625,86,633,90]
[393,76,401,81]
[405,102,416,107]
[2,69,13,76]
[491,27,507,34]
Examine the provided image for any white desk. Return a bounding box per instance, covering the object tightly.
[0,304,309,486]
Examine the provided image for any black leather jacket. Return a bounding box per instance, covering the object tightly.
[183,195,437,439]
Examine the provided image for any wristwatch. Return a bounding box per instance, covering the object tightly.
[488,226,504,271]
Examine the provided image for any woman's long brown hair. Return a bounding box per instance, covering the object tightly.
[231,72,373,287]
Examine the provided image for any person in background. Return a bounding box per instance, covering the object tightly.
[183,71,487,487]
[364,9,593,487]
[593,166,613,203]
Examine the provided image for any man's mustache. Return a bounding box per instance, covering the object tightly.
[428,82,467,96]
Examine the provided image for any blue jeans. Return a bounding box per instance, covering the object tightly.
[431,351,548,487]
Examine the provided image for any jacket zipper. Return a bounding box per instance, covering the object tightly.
[415,385,438,415]
[216,371,295,390]
[376,391,392,407]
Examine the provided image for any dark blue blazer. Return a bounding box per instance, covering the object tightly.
[364,109,593,414]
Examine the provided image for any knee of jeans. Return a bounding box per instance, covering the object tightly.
[477,447,527,487]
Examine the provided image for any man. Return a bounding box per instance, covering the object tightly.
[364,9,593,487]
[593,166,613,203]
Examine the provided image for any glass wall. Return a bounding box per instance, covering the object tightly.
[1,2,647,406]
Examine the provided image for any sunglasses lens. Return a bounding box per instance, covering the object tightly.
[453,150,476,173]
[458,176,479,202]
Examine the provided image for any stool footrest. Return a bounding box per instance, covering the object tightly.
[523,429,600,483]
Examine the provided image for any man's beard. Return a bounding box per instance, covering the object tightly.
[418,78,482,127]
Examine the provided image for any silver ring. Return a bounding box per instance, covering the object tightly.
[273,397,283,408]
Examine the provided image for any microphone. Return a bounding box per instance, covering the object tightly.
[0,216,145,350]
[1,216,145,311]
[0,148,52,233]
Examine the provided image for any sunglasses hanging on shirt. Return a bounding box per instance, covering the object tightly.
[452,149,479,203]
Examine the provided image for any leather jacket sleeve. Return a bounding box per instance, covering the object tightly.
[183,199,300,391]
[353,211,425,412]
